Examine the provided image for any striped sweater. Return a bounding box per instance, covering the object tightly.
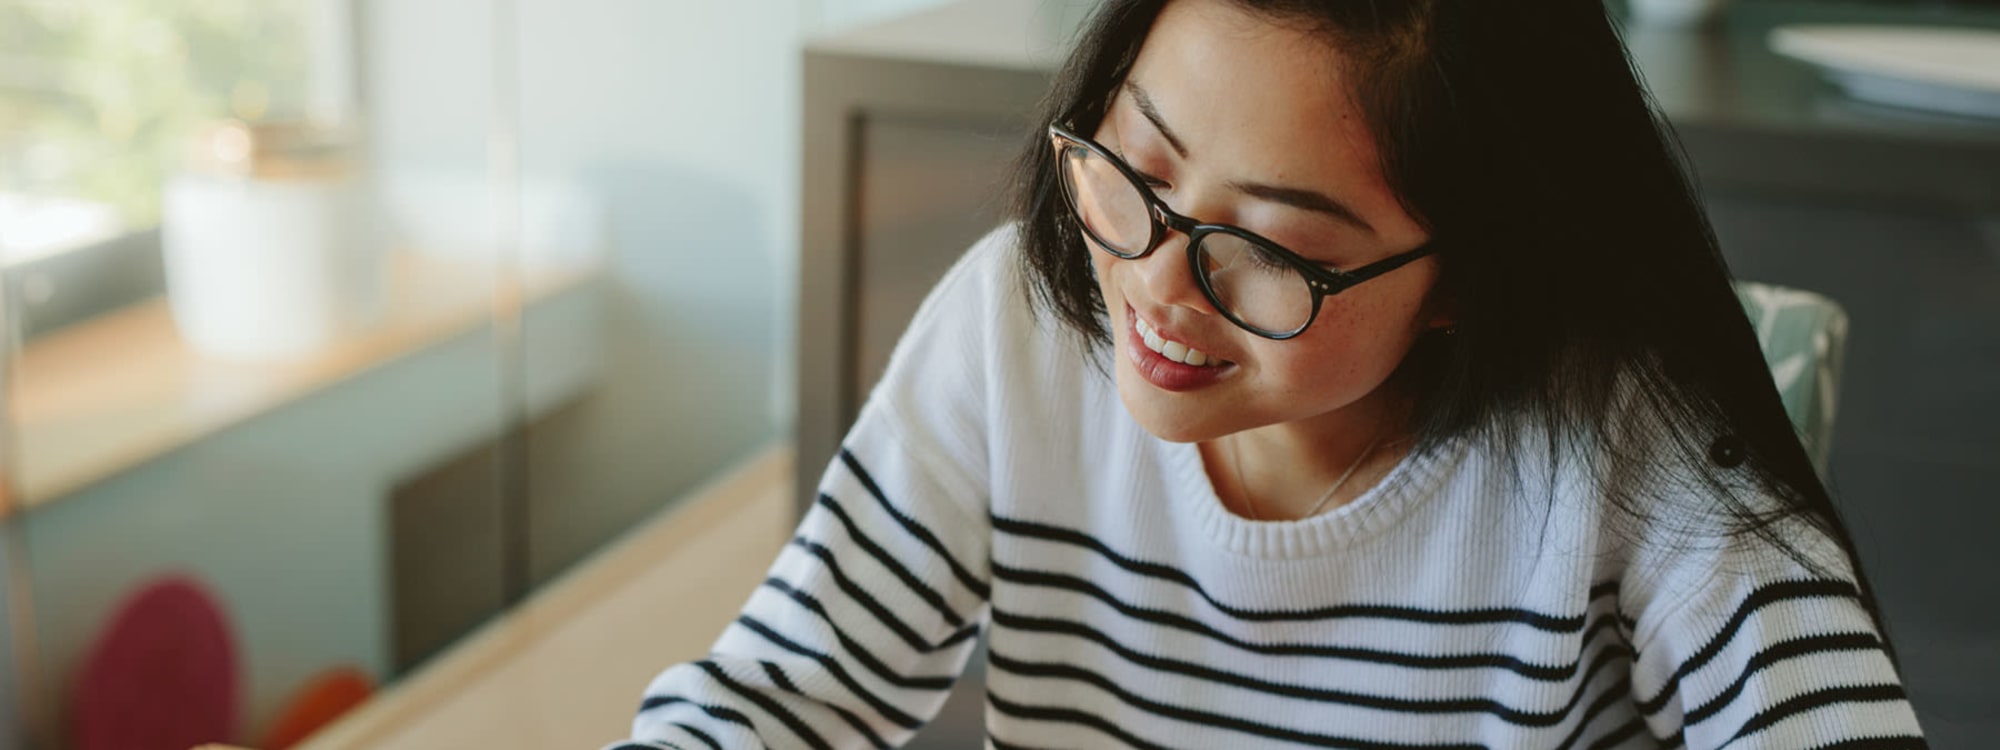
[609,227,1924,749]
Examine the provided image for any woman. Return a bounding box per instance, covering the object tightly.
[611,0,1924,747]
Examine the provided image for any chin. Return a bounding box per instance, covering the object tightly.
[1113,369,1226,444]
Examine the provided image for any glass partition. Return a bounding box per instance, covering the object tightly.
[0,1,800,747]
[0,1,517,746]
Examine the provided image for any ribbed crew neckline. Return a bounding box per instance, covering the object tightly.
[1168,432,1468,559]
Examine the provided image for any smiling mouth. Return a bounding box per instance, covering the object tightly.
[1124,306,1235,393]
[1134,316,1227,366]
[1126,305,1233,366]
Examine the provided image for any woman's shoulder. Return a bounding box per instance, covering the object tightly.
[898,222,1025,328]
[1613,483,1858,647]
[903,220,1101,370]
[859,223,1098,422]
[889,222,1072,355]
[1475,368,1860,631]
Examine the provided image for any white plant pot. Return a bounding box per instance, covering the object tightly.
[162,173,386,359]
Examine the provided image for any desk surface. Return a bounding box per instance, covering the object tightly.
[292,446,793,750]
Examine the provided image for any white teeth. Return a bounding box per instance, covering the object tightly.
[1133,316,1223,367]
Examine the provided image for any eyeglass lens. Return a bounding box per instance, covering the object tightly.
[1060,141,1315,334]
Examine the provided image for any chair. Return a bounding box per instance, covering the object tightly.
[1734,281,1850,473]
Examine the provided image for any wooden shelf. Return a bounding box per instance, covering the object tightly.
[4,254,595,514]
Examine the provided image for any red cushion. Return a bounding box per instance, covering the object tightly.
[72,575,239,750]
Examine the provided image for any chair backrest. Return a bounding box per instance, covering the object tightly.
[1734,281,1850,473]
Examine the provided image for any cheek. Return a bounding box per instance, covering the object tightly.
[1259,334,1390,402]
[1264,289,1430,395]
[1089,251,1122,307]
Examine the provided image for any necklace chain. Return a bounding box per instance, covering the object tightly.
[1229,430,1385,521]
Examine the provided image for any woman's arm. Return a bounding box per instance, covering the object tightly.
[612,436,992,750]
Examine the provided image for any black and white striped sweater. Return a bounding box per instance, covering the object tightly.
[609,227,1923,749]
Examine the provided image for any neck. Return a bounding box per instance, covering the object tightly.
[1217,384,1417,521]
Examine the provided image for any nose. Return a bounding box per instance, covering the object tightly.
[1130,227,1217,317]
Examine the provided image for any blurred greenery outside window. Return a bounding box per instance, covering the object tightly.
[1,0,314,263]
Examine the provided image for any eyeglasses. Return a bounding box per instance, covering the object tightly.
[1050,123,1435,339]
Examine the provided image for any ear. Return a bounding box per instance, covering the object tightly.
[1417,283,1458,333]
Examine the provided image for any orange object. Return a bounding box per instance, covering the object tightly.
[260,667,374,749]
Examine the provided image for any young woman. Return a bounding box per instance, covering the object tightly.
[611,0,1924,747]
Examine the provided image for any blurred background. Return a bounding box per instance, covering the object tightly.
[0,0,1995,748]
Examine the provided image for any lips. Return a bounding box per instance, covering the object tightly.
[1125,305,1235,392]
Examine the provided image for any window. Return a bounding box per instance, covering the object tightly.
[1,0,324,264]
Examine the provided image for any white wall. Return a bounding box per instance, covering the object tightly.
[360,0,803,576]
[803,0,956,36]
[515,0,802,574]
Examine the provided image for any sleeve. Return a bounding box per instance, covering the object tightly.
[602,228,1017,750]
[1626,521,1927,749]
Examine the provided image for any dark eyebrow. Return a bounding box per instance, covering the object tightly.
[1124,81,1188,159]
[1124,80,1377,236]
[1227,180,1378,236]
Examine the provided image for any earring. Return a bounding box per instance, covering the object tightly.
[1439,324,1458,336]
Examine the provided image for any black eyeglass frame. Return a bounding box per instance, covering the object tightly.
[1050,123,1437,340]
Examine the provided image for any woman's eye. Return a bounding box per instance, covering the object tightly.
[1247,245,1289,270]
[1109,149,1170,190]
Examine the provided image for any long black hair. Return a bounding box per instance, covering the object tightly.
[1009,0,1892,642]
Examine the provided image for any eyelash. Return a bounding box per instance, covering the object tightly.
[1127,175,1301,272]
[1111,148,1171,189]
[1245,245,1291,271]
[1114,147,1338,274]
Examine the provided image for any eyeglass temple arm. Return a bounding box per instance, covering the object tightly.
[1316,245,1436,290]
